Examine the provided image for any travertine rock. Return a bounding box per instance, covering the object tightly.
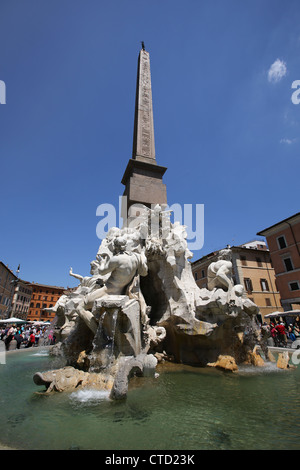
[207,355,238,372]
[244,350,265,367]
[33,366,113,393]
[277,351,290,369]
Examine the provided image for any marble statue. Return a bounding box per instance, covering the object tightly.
[76,236,148,334]
[207,249,234,292]
[45,259,104,340]
[34,204,264,399]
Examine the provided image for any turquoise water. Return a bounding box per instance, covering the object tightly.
[0,348,299,450]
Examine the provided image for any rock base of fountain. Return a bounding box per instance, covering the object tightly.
[35,294,161,398]
[33,366,114,394]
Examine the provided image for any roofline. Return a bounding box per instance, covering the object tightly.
[0,261,18,279]
[191,244,270,266]
[29,282,66,290]
[16,279,33,286]
[257,212,300,236]
[239,239,266,246]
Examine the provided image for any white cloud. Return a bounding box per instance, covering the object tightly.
[268,59,287,83]
[280,138,296,145]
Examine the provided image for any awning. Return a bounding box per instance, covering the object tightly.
[265,310,300,318]
[0,317,27,323]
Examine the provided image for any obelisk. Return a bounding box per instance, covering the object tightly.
[121,45,167,216]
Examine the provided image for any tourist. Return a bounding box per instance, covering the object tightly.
[270,323,278,347]
[25,331,35,348]
[14,331,24,350]
[287,324,296,342]
[293,324,300,338]
[48,332,53,345]
[275,322,287,347]
[35,329,41,346]
[4,325,15,351]
[24,328,30,343]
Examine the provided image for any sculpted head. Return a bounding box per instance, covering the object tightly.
[113,236,127,253]
[90,260,99,275]
[217,249,232,261]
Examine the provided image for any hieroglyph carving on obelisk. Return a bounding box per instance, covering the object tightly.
[133,50,156,163]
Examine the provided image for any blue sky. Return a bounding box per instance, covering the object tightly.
[0,0,299,288]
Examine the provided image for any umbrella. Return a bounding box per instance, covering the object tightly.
[0,317,27,323]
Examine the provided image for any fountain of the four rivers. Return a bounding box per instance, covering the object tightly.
[33,46,270,398]
[2,46,299,451]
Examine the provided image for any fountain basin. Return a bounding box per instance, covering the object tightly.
[1,347,300,450]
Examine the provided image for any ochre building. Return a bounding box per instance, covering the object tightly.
[257,212,300,311]
[28,283,66,322]
[192,240,283,322]
[0,261,18,319]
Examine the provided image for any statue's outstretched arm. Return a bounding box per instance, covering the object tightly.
[69,267,83,281]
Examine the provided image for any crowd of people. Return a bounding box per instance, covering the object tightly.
[1,317,299,353]
[261,318,300,348]
[0,323,56,351]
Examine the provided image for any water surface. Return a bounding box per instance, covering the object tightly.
[0,349,299,450]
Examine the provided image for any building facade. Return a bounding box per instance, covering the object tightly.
[28,283,66,322]
[192,240,283,321]
[257,212,300,311]
[0,261,18,319]
[11,279,33,320]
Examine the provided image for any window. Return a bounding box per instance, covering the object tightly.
[201,270,205,278]
[244,278,253,293]
[289,281,300,291]
[194,272,198,281]
[260,279,269,291]
[277,235,287,250]
[283,257,294,272]
[265,298,271,307]
[256,257,263,267]
[240,255,247,266]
